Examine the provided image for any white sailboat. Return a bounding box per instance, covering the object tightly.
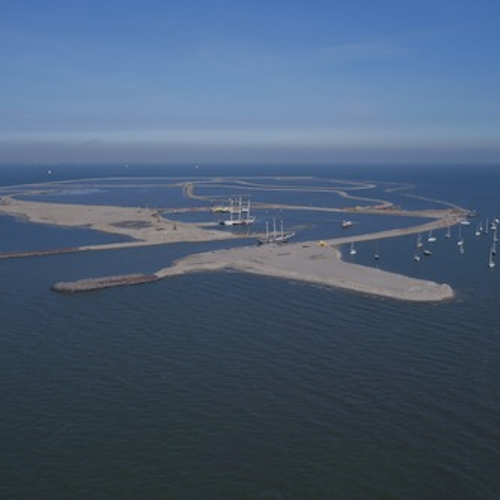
[457,223,464,248]
[427,230,437,243]
[445,225,451,239]
[349,242,357,255]
[488,247,495,268]
[416,233,423,248]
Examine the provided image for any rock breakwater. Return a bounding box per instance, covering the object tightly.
[52,273,159,292]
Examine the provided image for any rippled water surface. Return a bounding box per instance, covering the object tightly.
[1,164,499,499]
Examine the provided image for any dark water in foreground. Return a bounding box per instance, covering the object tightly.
[1,164,499,499]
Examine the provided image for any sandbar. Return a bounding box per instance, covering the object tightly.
[155,243,453,302]
[0,197,238,248]
[1,196,455,301]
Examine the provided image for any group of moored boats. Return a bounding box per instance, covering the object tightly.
[413,217,498,268]
[213,195,498,268]
[214,196,295,245]
[341,216,499,268]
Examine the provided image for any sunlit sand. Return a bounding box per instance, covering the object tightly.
[0,178,465,301]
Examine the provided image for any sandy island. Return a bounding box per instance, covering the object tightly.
[0,194,459,301]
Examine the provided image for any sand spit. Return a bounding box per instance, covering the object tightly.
[155,243,454,302]
[0,197,238,248]
[1,196,454,301]
[0,196,464,255]
[48,242,453,301]
[324,214,463,247]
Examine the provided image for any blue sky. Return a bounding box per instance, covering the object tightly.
[1,0,499,164]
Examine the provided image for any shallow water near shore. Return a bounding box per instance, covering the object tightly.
[1,164,499,499]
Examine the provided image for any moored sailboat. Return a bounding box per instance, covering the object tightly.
[220,197,255,226]
[457,223,464,248]
[416,233,423,248]
[488,247,495,268]
[257,218,295,245]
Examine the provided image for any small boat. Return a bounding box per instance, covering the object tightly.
[488,248,495,268]
[457,224,464,247]
[349,242,357,255]
[445,225,451,239]
[341,220,354,229]
[414,254,421,262]
[423,249,432,256]
[416,233,423,248]
[427,230,437,243]
[493,226,498,243]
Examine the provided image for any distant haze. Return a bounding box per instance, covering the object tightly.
[1,1,499,165]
